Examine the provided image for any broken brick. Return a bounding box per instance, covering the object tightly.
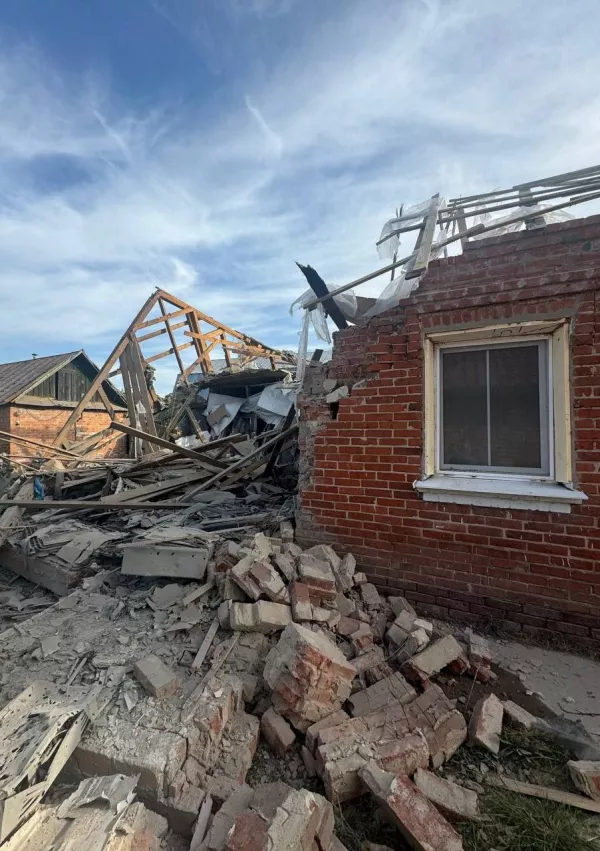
[231,556,262,601]
[249,560,290,604]
[305,710,350,752]
[469,693,503,755]
[133,654,178,699]
[224,810,268,851]
[389,596,417,620]
[347,672,416,717]
[568,760,600,801]
[230,601,292,633]
[359,762,464,851]
[273,552,296,583]
[413,769,479,821]
[403,634,469,683]
[502,700,537,731]
[260,708,296,756]
[360,583,381,610]
[290,581,313,621]
[263,622,356,731]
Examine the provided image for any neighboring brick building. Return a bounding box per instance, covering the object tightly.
[0,351,128,458]
[297,214,600,645]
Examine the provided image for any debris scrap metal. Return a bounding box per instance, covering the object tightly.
[0,165,599,851]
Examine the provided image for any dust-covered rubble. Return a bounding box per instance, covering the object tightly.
[0,526,594,850]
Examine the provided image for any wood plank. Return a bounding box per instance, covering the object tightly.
[135,306,190,330]
[405,193,442,279]
[264,405,296,476]
[101,470,210,503]
[192,619,219,670]
[487,776,600,814]
[189,425,298,495]
[136,320,188,344]
[144,341,195,365]
[0,499,195,511]
[159,297,186,378]
[109,422,229,470]
[181,580,214,607]
[54,290,161,446]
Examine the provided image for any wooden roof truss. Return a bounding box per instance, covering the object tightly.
[53,288,295,451]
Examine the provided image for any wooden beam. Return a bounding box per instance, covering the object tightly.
[156,289,284,355]
[136,320,187,344]
[405,194,442,279]
[487,776,600,814]
[144,341,195,366]
[97,386,116,419]
[159,297,186,378]
[135,306,190,330]
[0,500,196,511]
[54,289,161,446]
[109,421,230,469]
[189,424,298,494]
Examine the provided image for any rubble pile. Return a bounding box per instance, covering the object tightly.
[0,525,597,851]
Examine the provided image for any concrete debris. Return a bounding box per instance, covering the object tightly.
[122,542,212,579]
[359,761,465,851]
[413,769,479,821]
[469,693,504,755]
[263,622,356,731]
[567,760,600,801]
[0,509,575,851]
[0,680,104,843]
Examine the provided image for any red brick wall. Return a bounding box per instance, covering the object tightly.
[297,214,600,646]
[5,406,128,459]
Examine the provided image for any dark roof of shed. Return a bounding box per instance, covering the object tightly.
[0,350,126,406]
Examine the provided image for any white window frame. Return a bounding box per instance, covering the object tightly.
[416,319,587,513]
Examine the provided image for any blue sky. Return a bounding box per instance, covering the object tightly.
[0,0,599,392]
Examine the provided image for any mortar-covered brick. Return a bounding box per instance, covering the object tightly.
[187,675,243,769]
[297,215,600,642]
[263,622,356,731]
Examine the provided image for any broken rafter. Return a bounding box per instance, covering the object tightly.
[109,421,230,470]
[0,499,195,511]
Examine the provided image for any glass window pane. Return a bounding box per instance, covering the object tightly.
[489,345,542,469]
[442,349,488,466]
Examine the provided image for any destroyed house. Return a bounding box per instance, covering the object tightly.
[0,351,128,458]
[298,213,600,642]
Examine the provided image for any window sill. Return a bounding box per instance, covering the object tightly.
[414,475,587,514]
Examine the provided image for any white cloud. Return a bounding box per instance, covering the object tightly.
[1,0,599,394]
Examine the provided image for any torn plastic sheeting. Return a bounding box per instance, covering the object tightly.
[376,198,436,260]
[290,287,357,384]
[364,233,448,320]
[469,204,574,241]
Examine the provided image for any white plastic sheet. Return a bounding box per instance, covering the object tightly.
[376,198,435,260]
[290,287,358,383]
